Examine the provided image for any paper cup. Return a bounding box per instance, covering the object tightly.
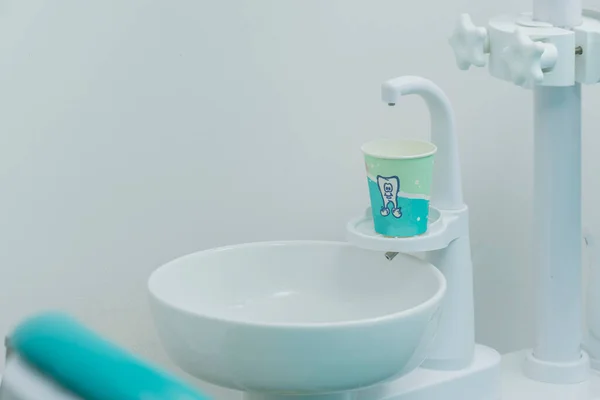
[362,139,437,237]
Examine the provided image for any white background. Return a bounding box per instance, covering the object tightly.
[1,0,599,398]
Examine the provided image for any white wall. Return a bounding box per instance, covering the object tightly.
[1,0,600,398]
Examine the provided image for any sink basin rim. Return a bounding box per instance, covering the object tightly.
[148,240,446,329]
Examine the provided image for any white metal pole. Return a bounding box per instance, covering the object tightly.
[533,0,582,28]
[532,84,582,363]
[527,0,586,383]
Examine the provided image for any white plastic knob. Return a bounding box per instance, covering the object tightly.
[502,28,558,88]
[449,14,489,70]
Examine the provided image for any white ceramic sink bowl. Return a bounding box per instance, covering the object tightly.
[148,241,446,396]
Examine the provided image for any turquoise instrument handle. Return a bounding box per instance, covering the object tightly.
[9,312,209,400]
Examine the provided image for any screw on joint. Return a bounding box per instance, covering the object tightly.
[576,46,583,55]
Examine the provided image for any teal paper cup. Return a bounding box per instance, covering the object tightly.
[362,139,437,237]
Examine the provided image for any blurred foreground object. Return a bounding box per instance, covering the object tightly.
[0,312,208,400]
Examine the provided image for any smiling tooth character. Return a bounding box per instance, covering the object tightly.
[377,176,402,218]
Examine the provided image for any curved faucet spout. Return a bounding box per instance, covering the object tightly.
[381,76,464,210]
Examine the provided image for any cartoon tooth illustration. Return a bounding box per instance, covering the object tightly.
[377,176,402,218]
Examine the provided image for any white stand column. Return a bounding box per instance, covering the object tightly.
[380,77,474,370]
[532,85,582,364]
[525,0,588,379]
[449,0,593,389]
[533,0,582,28]
[422,234,475,370]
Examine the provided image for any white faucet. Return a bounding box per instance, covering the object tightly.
[349,76,476,370]
[381,76,463,211]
